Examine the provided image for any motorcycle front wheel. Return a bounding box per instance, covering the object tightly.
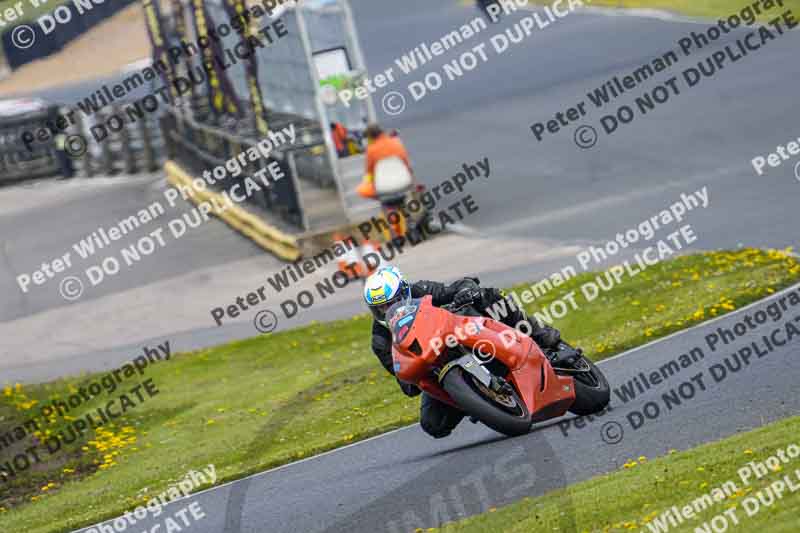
[441,367,532,437]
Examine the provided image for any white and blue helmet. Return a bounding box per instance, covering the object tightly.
[363,266,411,325]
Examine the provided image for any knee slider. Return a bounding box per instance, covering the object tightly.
[420,419,453,439]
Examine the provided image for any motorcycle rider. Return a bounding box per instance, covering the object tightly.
[364,266,572,439]
[357,123,412,200]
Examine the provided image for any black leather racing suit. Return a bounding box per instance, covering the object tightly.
[370,277,561,438]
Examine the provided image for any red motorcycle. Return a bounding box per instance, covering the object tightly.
[389,296,610,436]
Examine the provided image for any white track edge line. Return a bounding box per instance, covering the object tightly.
[147,281,800,494]
[78,276,800,529]
[597,279,800,365]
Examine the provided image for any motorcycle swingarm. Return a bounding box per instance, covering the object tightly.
[438,354,492,388]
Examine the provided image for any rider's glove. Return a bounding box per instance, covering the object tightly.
[454,287,482,308]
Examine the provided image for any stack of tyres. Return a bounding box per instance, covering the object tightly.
[0,99,62,185]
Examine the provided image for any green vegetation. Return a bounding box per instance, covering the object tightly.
[428,415,800,532]
[0,248,798,532]
[514,247,800,359]
[0,0,70,28]
[532,0,800,20]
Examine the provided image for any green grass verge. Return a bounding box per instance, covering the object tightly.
[530,0,800,20]
[426,414,800,532]
[511,248,800,359]
[0,0,72,28]
[0,248,798,532]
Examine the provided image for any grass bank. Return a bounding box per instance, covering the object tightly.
[531,0,800,20]
[0,0,71,28]
[0,248,798,532]
[429,414,800,532]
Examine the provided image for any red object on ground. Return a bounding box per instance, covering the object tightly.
[332,122,348,154]
[356,180,376,199]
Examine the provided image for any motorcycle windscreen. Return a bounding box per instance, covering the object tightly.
[386,298,420,344]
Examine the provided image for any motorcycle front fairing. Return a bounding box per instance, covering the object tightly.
[389,296,576,419]
[388,297,460,406]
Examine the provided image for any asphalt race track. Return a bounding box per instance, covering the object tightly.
[0,175,266,323]
[2,2,799,383]
[76,285,800,533]
[354,0,800,248]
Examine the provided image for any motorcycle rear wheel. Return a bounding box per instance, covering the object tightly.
[441,367,532,437]
[566,356,610,416]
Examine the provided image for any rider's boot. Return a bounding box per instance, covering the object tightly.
[529,321,560,351]
[510,309,583,367]
[546,341,583,368]
[500,299,561,350]
[480,288,583,366]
